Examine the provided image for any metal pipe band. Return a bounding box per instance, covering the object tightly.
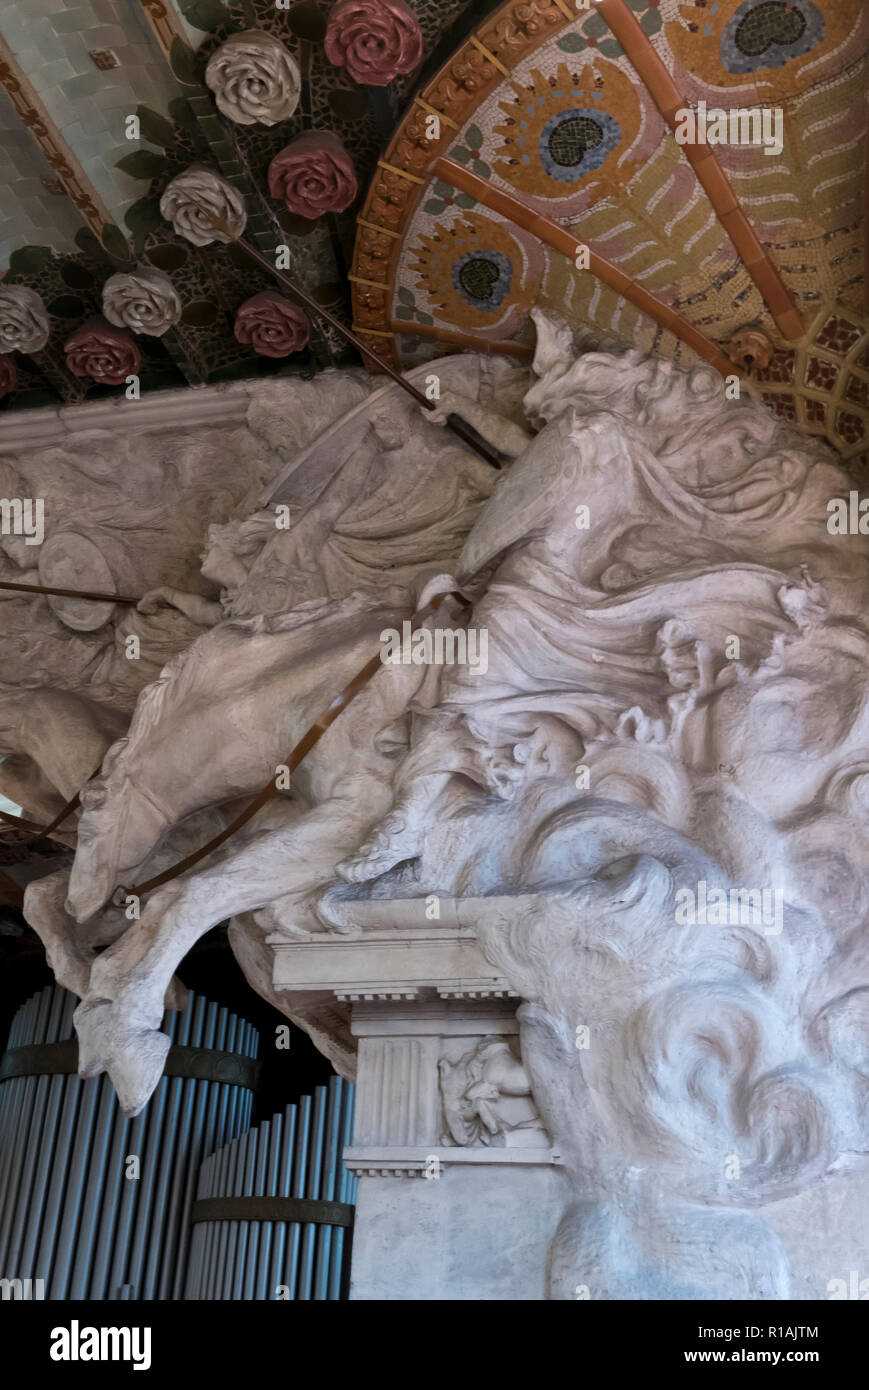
[191,1197,354,1229]
[0,1040,262,1090]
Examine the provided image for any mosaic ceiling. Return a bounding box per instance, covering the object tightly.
[0,0,866,470]
[0,0,482,405]
[352,0,869,469]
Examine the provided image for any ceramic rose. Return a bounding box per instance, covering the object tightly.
[102,267,182,338]
[0,285,50,355]
[324,0,423,87]
[267,132,357,219]
[64,318,143,385]
[0,354,17,398]
[205,29,301,127]
[233,293,310,358]
[160,166,247,247]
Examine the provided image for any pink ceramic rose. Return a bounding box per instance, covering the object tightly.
[233,294,310,358]
[267,132,358,219]
[64,318,142,386]
[324,0,423,87]
[0,354,17,399]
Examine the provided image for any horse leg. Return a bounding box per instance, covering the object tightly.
[77,798,377,1114]
[24,868,189,1014]
[25,870,109,1000]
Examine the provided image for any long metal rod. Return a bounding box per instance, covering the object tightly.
[121,590,467,902]
[0,579,137,604]
[206,214,503,471]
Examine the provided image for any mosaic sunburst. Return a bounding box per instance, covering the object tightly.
[493,61,644,210]
[670,0,866,94]
[409,210,544,337]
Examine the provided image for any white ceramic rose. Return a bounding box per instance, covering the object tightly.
[205,29,301,127]
[159,165,247,247]
[102,267,182,338]
[0,285,50,354]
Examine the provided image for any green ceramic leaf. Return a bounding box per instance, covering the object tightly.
[170,37,201,87]
[397,286,415,305]
[100,223,134,262]
[8,246,53,275]
[557,33,585,53]
[465,124,483,149]
[168,97,199,132]
[124,197,164,238]
[176,0,231,30]
[60,261,95,289]
[136,106,176,149]
[47,295,85,319]
[116,150,167,179]
[74,228,102,256]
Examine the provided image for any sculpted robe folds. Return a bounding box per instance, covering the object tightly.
[21,316,869,1299]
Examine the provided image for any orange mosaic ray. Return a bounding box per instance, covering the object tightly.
[432,156,739,377]
[594,0,804,341]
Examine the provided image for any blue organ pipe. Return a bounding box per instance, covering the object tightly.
[0,990,50,1273]
[34,1072,78,1283]
[328,1082,357,1300]
[106,1098,148,1299]
[187,1081,355,1300]
[254,1114,278,1299]
[199,1003,221,1159]
[215,1125,237,1299]
[0,986,258,1300]
[210,1126,234,1300]
[50,1054,103,1298]
[220,1111,247,1300]
[67,1071,117,1298]
[243,1117,270,1300]
[242,1024,254,1132]
[213,1122,234,1299]
[269,1102,297,1300]
[186,1155,208,1299]
[211,1123,234,1299]
[209,1012,238,1294]
[314,1077,344,1300]
[141,1010,185,1299]
[188,1152,214,1298]
[287,1091,311,1300]
[156,994,194,1300]
[231,1128,257,1300]
[168,992,208,1299]
[88,1103,130,1299]
[6,987,65,1278]
[256,1112,283,1300]
[298,1084,328,1300]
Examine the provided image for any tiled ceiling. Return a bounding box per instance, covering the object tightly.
[0,0,865,461]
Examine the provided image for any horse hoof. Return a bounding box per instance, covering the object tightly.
[73,999,112,1077]
[108,1027,172,1117]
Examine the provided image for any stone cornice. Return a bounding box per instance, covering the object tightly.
[0,380,253,453]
